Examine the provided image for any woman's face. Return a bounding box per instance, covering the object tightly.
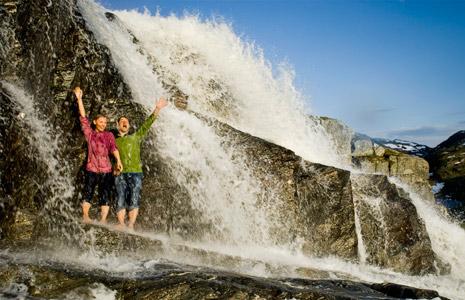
[93,116,108,132]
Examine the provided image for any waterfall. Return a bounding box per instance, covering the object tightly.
[77,0,343,169]
[3,0,465,298]
[71,3,465,298]
[390,178,465,279]
[1,81,84,243]
[77,0,286,247]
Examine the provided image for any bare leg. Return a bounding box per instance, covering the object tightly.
[127,208,139,230]
[81,202,92,223]
[115,209,126,230]
[99,205,110,224]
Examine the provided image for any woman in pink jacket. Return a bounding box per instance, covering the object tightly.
[74,87,122,224]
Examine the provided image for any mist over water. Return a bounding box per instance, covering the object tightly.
[78,0,343,168]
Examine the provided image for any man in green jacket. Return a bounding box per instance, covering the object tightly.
[114,97,168,230]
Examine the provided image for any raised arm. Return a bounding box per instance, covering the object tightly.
[135,97,168,138]
[74,86,92,140]
[73,87,86,117]
[152,97,168,117]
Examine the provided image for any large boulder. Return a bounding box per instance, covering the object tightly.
[352,134,375,157]
[211,118,357,259]
[351,174,446,275]
[0,0,446,277]
[352,146,433,202]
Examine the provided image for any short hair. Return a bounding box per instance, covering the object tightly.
[118,116,129,122]
[93,114,107,121]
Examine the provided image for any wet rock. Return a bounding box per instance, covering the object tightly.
[79,224,339,280]
[352,148,434,202]
[208,118,357,259]
[368,282,446,300]
[352,174,448,275]
[428,130,465,208]
[309,116,353,164]
[0,253,448,300]
[0,0,448,280]
[295,163,356,259]
[0,87,47,240]
[352,135,375,157]
[0,0,144,241]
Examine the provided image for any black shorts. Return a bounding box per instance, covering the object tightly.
[82,171,113,206]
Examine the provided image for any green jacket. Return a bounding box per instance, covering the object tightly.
[116,114,156,173]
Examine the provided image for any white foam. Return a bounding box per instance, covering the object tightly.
[0,81,82,241]
[390,178,465,280]
[90,283,117,300]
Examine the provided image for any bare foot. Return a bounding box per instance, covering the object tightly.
[98,219,108,225]
[82,217,93,224]
[127,223,135,232]
[114,223,126,231]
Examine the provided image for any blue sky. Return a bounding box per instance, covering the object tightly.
[101,0,465,146]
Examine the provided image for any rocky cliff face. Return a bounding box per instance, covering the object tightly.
[0,0,141,241]
[427,131,465,218]
[352,174,444,275]
[0,0,448,285]
[352,143,433,202]
[315,120,434,202]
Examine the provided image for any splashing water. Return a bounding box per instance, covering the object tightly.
[4,0,465,298]
[1,81,85,244]
[390,178,465,279]
[77,0,298,247]
[72,2,465,298]
[77,0,343,168]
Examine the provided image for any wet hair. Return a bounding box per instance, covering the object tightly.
[93,114,107,121]
[118,116,129,123]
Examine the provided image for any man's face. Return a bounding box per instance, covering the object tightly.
[118,117,130,134]
[93,117,107,132]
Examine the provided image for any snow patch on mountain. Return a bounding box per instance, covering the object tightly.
[373,138,431,157]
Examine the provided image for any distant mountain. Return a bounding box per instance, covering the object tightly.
[428,130,465,180]
[434,130,465,150]
[372,138,432,158]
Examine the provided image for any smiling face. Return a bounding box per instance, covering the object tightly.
[93,116,107,132]
[118,117,130,135]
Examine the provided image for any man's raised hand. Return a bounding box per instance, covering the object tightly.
[156,97,168,110]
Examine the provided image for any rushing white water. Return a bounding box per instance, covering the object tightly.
[71,2,465,298]
[77,0,342,168]
[1,81,83,242]
[352,199,367,264]
[3,234,465,300]
[390,178,465,279]
[78,0,281,246]
[4,0,464,298]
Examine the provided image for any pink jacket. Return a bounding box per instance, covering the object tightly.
[80,116,117,173]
